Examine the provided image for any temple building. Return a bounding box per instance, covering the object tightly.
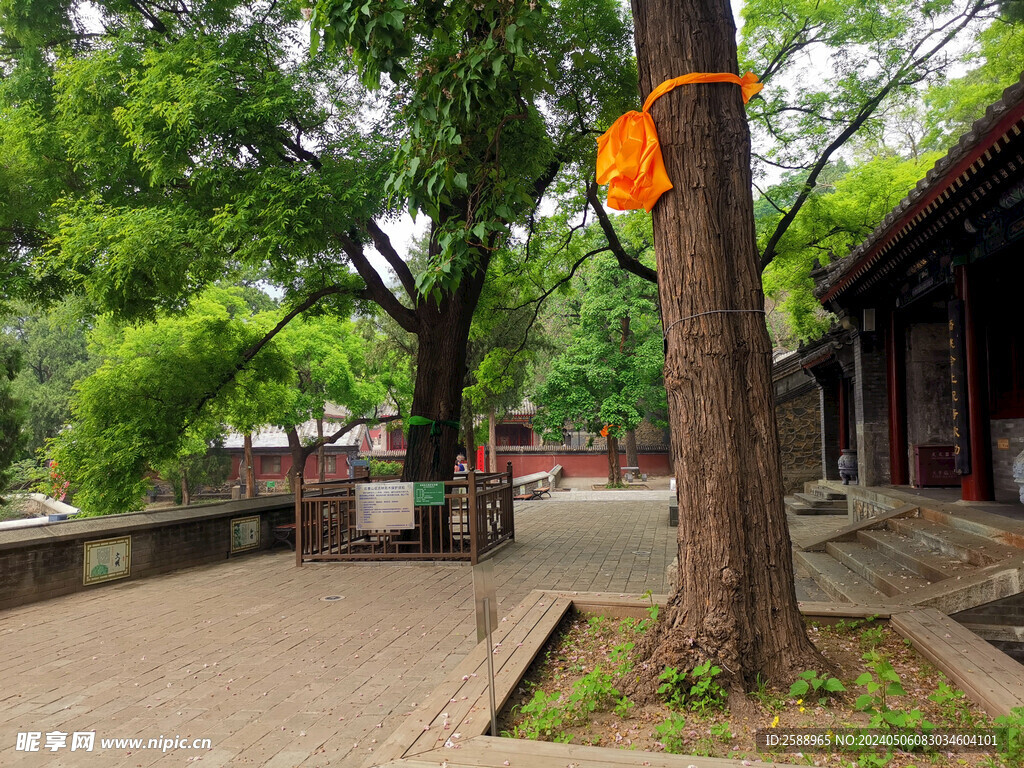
[805,72,1024,505]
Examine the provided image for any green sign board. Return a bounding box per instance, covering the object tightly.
[414,481,446,506]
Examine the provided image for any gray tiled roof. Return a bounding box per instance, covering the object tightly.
[815,70,1024,300]
[222,418,363,450]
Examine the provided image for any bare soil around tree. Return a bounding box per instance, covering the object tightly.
[499,610,1019,768]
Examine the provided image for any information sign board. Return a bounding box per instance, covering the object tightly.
[356,482,415,530]
[414,481,446,506]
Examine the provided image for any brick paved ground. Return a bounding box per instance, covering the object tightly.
[0,500,679,768]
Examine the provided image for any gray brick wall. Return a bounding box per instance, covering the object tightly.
[819,382,842,481]
[777,389,823,493]
[853,333,891,486]
[905,323,955,486]
[0,499,295,610]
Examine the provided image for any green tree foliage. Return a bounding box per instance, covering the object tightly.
[152,430,232,507]
[921,20,1024,150]
[738,0,1023,342]
[533,241,665,476]
[0,344,21,493]
[50,288,293,514]
[461,254,552,447]
[51,286,395,515]
[0,299,94,457]
[309,0,637,293]
[2,0,639,483]
[758,152,942,342]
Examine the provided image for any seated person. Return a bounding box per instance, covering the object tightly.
[454,454,467,473]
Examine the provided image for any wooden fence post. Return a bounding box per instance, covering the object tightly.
[294,475,303,568]
[468,469,478,564]
[506,461,515,541]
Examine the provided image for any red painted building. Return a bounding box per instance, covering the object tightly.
[222,418,361,490]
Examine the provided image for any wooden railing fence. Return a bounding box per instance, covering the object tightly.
[295,463,514,565]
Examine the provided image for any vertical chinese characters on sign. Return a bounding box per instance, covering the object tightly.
[948,301,971,475]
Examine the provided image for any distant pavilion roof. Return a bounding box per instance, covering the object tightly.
[222,416,363,450]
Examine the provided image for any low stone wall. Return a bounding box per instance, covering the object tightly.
[0,496,295,611]
[776,388,823,494]
[834,484,896,522]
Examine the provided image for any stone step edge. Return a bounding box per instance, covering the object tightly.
[825,540,932,597]
[798,503,919,552]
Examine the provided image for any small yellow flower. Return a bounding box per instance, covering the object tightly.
[770,715,780,728]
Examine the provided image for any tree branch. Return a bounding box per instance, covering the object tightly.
[191,285,346,417]
[759,0,992,272]
[365,219,418,302]
[298,413,404,465]
[585,181,658,284]
[752,183,787,216]
[335,231,420,334]
[502,246,610,312]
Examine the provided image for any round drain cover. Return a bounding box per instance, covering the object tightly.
[321,595,345,602]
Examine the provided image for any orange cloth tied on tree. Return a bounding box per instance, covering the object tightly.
[596,72,763,212]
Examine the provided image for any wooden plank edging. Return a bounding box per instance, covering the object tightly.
[889,606,1024,717]
[373,590,572,763]
[410,735,807,767]
[372,592,1020,768]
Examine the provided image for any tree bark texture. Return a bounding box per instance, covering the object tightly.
[625,428,639,470]
[180,474,191,507]
[317,417,325,483]
[606,435,622,485]
[244,433,255,498]
[631,0,818,688]
[401,266,488,484]
[287,426,304,495]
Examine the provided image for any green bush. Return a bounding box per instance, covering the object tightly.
[368,458,402,476]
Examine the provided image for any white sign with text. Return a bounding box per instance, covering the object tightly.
[355,482,416,531]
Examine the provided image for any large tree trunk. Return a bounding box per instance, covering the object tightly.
[606,434,622,485]
[402,268,488,483]
[317,417,325,483]
[180,473,191,506]
[244,433,256,498]
[631,0,818,690]
[488,408,498,472]
[625,428,639,470]
[286,426,304,494]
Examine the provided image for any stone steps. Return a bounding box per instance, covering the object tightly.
[808,484,847,501]
[857,529,976,582]
[957,622,1024,643]
[825,540,932,596]
[793,550,889,604]
[796,506,1024,626]
[791,485,1024,661]
[888,517,1020,566]
[794,573,832,603]
[796,492,847,509]
[785,492,847,516]
[954,591,1024,661]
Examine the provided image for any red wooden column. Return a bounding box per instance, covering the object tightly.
[957,267,994,501]
[886,310,909,485]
